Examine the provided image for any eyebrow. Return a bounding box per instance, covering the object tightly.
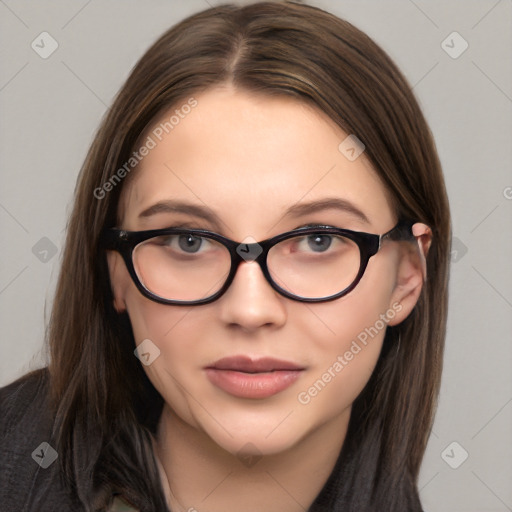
[137,197,370,226]
[138,200,225,230]
[283,197,370,224]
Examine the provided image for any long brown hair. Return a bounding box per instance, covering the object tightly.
[41,1,451,510]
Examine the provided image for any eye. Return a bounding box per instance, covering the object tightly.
[155,233,210,254]
[306,234,332,252]
[177,233,204,253]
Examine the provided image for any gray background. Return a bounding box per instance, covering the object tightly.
[0,0,511,510]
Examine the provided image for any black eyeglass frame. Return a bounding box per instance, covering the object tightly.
[100,219,417,306]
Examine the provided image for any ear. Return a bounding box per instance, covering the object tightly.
[387,223,432,326]
[107,251,127,313]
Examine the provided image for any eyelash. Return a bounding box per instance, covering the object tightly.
[298,223,336,230]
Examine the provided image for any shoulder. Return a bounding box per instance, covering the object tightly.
[0,368,84,511]
[0,368,51,440]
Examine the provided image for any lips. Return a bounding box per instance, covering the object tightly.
[205,356,305,399]
[207,356,304,373]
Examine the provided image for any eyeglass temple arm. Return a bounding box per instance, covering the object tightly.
[99,229,126,250]
[378,220,416,249]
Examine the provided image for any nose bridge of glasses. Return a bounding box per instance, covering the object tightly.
[234,240,265,263]
[226,240,274,296]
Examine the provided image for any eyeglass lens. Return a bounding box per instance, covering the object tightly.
[132,231,361,302]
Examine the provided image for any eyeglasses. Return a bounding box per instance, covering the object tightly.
[100,220,416,305]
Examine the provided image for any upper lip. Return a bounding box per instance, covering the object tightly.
[206,356,304,373]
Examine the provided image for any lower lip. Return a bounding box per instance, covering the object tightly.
[205,368,303,399]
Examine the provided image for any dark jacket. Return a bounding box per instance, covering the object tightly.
[0,369,134,512]
[0,369,333,512]
[0,368,84,511]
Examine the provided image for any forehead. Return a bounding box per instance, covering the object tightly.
[118,86,395,234]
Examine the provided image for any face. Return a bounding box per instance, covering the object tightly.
[108,86,428,457]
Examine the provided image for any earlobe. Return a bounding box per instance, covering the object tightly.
[113,295,127,314]
[387,223,432,326]
[107,251,127,313]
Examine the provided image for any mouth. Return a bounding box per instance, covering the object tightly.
[204,356,305,399]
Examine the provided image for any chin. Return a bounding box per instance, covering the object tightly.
[214,429,302,459]
[195,407,314,458]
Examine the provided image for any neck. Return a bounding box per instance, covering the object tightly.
[152,404,350,512]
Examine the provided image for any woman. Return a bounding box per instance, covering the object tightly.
[0,1,450,511]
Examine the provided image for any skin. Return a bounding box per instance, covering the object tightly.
[108,85,432,512]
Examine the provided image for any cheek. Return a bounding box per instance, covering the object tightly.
[124,290,181,343]
[123,290,205,423]
[299,269,395,357]
[124,292,213,372]
[123,287,193,374]
[294,263,397,410]
[123,287,214,420]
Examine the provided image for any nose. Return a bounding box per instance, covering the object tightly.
[217,259,287,331]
